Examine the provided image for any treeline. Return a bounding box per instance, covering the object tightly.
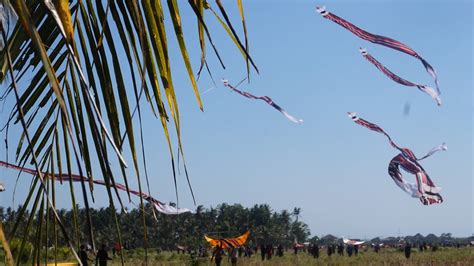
[0,203,310,250]
[315,234,473,247]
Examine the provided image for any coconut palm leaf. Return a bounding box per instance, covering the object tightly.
[0,0,258,264]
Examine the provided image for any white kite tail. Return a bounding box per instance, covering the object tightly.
[281,110,304,124]
[393,178,422,198]
[153,202,193,215]
[418,85,442,106]
[418,143,447,161]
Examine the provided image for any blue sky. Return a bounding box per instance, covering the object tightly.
[0,0,472,239]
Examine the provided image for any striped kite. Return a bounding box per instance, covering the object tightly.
[348,113,446,205]
[205,231,250,249]
[222,80,303,124]
[317,6,441,106]
[0,161,192,215]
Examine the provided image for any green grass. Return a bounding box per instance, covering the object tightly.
[103,247,472,265]
[2,247,472,265]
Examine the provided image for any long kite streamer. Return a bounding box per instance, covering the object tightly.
[0,161,192,215]
[205,231,250,249]
[348,113,446,205]
[317,6,441,105]
[359,48,441,105]
[222,80,303,124]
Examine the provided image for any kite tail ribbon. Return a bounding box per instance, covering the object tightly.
[417,143,447,161]
[318,6,440,101]
[222,79,303,124]
[359,48,441,106]
[347,112,401,151]
[0,161,192,215]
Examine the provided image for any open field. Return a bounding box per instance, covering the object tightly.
[3,247,472,265]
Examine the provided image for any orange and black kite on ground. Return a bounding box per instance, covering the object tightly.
[204,231,250,249]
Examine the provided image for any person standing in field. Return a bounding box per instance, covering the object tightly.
[228,247,238,266]
[313,244,320,259]
[211,244,223,266]
[79,245,92,266]
[96,244,112,266]
[260,244,266,261]
[404,243,412,259]
[277,244,284,257]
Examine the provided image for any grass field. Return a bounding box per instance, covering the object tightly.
[2,247,473,265]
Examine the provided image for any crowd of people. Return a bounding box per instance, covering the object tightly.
[76,239,458,265]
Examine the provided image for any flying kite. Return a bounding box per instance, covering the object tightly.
[205,231,250,249]
[348,113,446,205]
[0,182,5,192]
[222,80,303,124]
[359,48,441,105]
[0,161,192,215]
[343,239,365,246]
[316,6,441,105]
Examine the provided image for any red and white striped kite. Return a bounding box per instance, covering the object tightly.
[0,161,192,215]
[348,113,446,205]
[317,6,441,106]
[222,80,303,124]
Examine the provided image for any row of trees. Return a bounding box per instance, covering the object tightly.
[0,203,310,251]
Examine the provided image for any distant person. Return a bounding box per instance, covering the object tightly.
[96,244,112,266]
[277,244,284,257]
[313,244,320,259]
[266,244,273,260]
[211,244,223,266]
[79,245,92,266]
[337,243,344,256]
[293,243,298,255]
[113,242,122,256]
[374,244,380,253]
[238,246,243,257]
[404,243,412,259]
[354,244,359,256]
[245,246,253,258]
[229,247,238,266]
[346,245,353,257]
[260,244,266,261]
[327,245,332,257]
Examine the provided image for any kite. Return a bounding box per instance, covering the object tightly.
[360,48,441,105]
[222,80,303,124]
[343,239,365,246]
[348,113,446,205]
[0,182,4,192]
[205,231,250,249]
[293,238,305,249]
[316,6,441,105]
[0,161,192,215]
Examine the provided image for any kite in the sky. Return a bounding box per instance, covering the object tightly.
[343,239,365,246]
[205,231,250,249]
[360,48,441,105]
[348,113,446,205]
[222,80,303,124]
[0,161,192,215]
[0,182,4,192]
[316,6,441,105]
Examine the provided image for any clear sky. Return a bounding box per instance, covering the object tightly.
[0,0,472,239]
